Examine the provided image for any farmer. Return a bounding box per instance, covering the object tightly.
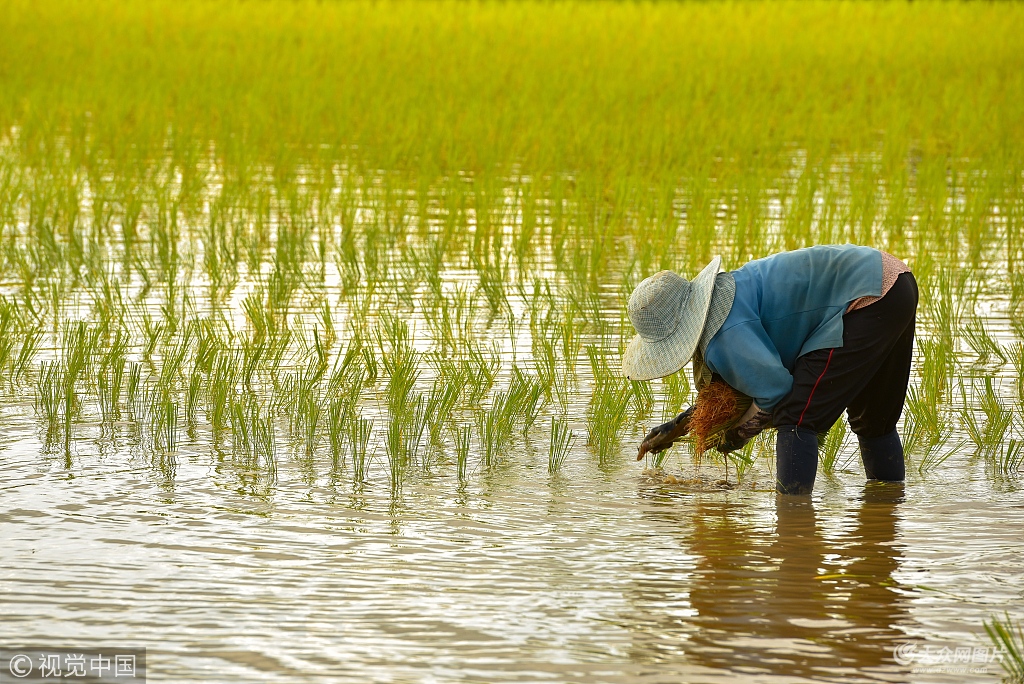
[622,244,917,494]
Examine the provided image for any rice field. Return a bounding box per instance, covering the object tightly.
[2,1,1024,681]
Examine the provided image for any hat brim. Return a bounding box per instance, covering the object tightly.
[621,256,722,381]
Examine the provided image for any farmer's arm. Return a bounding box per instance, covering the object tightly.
[704,321,792,412]
[704,322,790,451]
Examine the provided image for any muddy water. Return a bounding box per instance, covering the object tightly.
[2,418,1022,683]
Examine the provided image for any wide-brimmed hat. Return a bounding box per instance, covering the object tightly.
[621,257,722,381]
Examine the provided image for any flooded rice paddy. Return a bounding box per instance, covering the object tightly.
[0,149,1022,683]
[2,1,1024,678]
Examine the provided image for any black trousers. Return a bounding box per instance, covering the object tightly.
[772,272,918,437]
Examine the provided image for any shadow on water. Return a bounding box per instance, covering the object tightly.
[627,484,912,681]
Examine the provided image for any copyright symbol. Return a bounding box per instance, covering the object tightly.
[8,653,33,678]
[893,642,918,665]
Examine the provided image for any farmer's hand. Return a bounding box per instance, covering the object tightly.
[638,406,695,460]
[715,427,749,454]
[715,408,773,454]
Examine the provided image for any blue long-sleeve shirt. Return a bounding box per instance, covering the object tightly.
[703,245,883,411]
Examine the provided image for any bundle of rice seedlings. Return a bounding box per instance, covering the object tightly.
[687,379,752,456]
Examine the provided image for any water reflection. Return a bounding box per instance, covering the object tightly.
[630,485,911,681]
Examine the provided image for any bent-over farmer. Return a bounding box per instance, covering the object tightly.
[622,244,917,494]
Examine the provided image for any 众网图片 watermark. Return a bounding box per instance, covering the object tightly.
[893,641,1009,675]
[1,648,146,682]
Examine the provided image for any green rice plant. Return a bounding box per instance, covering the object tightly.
[149,390,179,452]
[963,316,1007,367]
[125,361,143,419]
[454,424,471,481]
[230,393,278,481]
[13,327,41,382]
[349,415,372,485]
[726,439,757,481]
[326,396,349,471]
[184,369,202,428]
[384,417,408,494]
[506,367,545,435]
[425,378,461,446]
[207,352,235,430]
[959,378,1013,459]
[548,416,576,474]
[586,345,633,464]
[35,361,64,433]
[996,438,1024,478]
[1011,342,1024,402]
[984,612,1024,682]
[628,379,654,420]
[661,372,692,421]
[818,417,852,478]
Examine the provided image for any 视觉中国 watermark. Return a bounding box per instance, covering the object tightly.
[1,648,146,682]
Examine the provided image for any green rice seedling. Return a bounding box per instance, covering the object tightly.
[425,378,461,446]
[125,361,143,419]
[586,345,633,464]
[384,418,406,494]
[1010,342,1024,402]
[407,393,429,465]
[478,390,517,468]
[207,352,234,430]
[984,612,1024,682]
[184,369,202,429]
[548,416,576,474]
[326,396,349,471]
[560,304,583,374]
[661,372,692,421]
[914,436,963,476]
[628,380,654,420]
[996,438,1024,477]
[349,415,372,486]
[818,417,852,478]
[0,299,19,375]
[903,384,946,455]
[726,439,757,482]
[963,317,1007,367]
[35,361,64,434]
[463,342,501,406]
[230,393,278,481]
[150,390,179,452]
[506,367,545,435]
[13,327,41,383]
[454,424,471,481]
[960,378,1013,459]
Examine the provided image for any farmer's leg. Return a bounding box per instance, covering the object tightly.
[847,276,918,480]
[771,272,918,493]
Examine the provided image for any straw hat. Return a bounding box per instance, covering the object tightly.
[621,257,722,381]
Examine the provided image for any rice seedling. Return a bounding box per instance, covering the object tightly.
[818,417,852,479]
[585,346,633,464]
[963,317,1007,368]
[996,439,1024,478]
[326,396,349,472]
[454,424,471,481]
[478,391,516,469]
[984,612,1024,682]
[349,415,372,486]
[425,378,461,447]
[548,417,575,475]
[660,372,692,421]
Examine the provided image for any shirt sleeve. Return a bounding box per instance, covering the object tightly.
[703,321,794,411]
